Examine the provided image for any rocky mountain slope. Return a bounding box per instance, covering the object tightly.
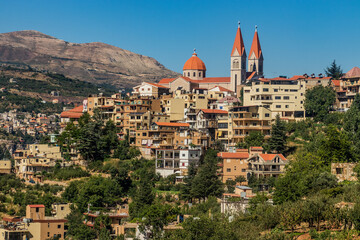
[0,30,178,88]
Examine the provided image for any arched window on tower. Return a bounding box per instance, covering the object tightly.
[183,72,186,77]
[199,72,201,77]
[193,72,196,77]
[233,60,239,69]
[188,72,190,77]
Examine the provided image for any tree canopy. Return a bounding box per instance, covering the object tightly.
[304,85,336,122]
[325,60,343,79]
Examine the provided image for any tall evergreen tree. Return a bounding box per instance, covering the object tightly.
[325,60,343,79]
[190,149,224,201]
[268,115,287,153]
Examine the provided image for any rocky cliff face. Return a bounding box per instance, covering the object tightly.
[0,30,178,88]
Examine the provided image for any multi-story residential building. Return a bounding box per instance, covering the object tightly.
[25,204,67,240]
[228,105,272,146]
[83,205,129,236]
[132,82,170,97]
[196,109,228,142]
[218,147,288,183]
[246,149,288,178]
[243,77,306,120]
[155,148,202,178]
[135,122,191,156]
[218,149,250,183]
[13,144,64,182]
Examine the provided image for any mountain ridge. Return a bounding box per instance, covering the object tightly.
[0,30,178,88]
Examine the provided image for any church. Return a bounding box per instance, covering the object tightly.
[158,23,264,96]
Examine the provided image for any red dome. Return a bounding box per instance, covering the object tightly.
[183,53,206,71]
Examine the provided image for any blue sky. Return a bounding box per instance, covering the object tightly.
[0,0,359,78]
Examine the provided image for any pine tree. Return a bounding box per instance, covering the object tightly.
[268,115,287,153]
[190,149,224,201]
[325,60,343,79]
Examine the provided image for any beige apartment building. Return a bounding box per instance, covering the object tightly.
[228,105,272,146]
[13,144,63,182]
[243,77,306,120]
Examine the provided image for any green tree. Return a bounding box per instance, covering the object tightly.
[325,60,343,79]
[235,175,246,186]
[179,162,197,202]
[268,115,286,153]
[139,203,179,239]
[304,85,336,122]
[237,131,264,149]
[344,94,360,158]
[190,149,224,201]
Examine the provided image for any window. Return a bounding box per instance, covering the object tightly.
[227,168,231,172]
[58,225,61,229]
[141,88,144,91]
[265,113,270,117]
[148,88,150,91]
[233,60,239,69]
[290,89,298,92]
[300,101,303,104]
[61,207,64,210]
[276,105,281,108]
[48,223,50,228]
[285,105,289,108]
[283,96,290,100]
[36,207,39,212]
[48,232,50,237]
[182,163,185,166]
[256,88,259,92]
[274,89,278,92]
[199,72,201,77]
[275,96,281,100]
[187,72,190,77]
[336,168,343,174]
[234,166,237,170]
[242,169,246,172]
[284,89,289,92]
[263,88,269,92]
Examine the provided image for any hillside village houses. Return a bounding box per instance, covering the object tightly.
[54,23,360,186]
[2,23,359,194]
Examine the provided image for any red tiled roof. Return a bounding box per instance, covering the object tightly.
[332,80,341,87]
[251,146,263,150]
[155,122,190,127]
[183,52,206,71]
[259,154,287,161]
[201,109,228,114]
[218,152,249,159]
[249,28,262,59]
[210,86,233,92]
[28,204,45,208]
[344,67,360,78]
[145,82,169,89]
[200,77,231,83]
[231,25,246,56]
[158,78,176,84]
[60,105,84,119]
[247,71,256,80]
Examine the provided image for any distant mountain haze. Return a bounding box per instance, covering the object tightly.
[0,30,178,88]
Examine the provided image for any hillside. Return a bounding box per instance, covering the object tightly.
[0,30,178,88]
[0,66,116,113]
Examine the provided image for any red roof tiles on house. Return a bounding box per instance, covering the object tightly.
[210,86,233,92]
[60,105,84,119]
[344,67,360,78]
[28,204,45,208]
[145,82,169,89]
[158,78,176,84]
[259,154,287,162]
[155,122,190,127]
[218,152,249,159]
[201,109,228,114]
[332,80,341,87]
